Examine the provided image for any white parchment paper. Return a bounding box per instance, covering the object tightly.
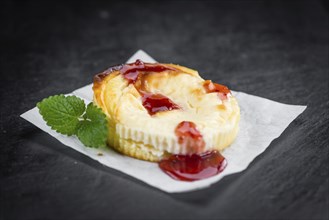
[21,50,306,193]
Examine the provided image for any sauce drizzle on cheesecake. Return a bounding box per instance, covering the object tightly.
[141,92,180,115]
[203,80,231,100]
[121,59,176,84]
[159,121,227,181]
[175,121,205,154]
[120,60,181,115]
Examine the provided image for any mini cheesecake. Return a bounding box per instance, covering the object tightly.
[93,60,240,162]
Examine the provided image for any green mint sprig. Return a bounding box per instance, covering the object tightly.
[37,95,108,148]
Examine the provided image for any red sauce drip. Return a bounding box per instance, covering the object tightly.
[141,93,180,115]
[120,59,181,115]
[159,121,227,181]
[120,59,176,84]
[203,80,231,100]
[159,150,227,181]
[175,121,205,154]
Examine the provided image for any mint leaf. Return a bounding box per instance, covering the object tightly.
[37,95,85,135]
[37,95,108,148]
[76,103,108,148]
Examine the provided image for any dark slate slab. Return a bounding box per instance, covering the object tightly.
[0,0,328,219]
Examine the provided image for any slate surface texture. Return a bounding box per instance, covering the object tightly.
[0,0,328,220]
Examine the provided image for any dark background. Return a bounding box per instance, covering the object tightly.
[0,0,328,219]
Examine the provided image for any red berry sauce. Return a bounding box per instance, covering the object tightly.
[141,93,180,115]
[203,80,231,100]
[159,121,227,181]
[159,150,227,181]
[175,121,205,154]
[120,59,176,84]
[120,59,181,116]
